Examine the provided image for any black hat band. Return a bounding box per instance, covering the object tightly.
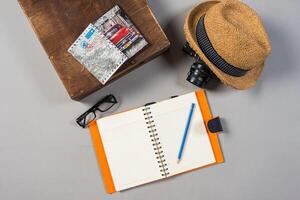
[196,15,248,77]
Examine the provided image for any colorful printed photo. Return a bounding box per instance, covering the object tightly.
[94,5,148,58]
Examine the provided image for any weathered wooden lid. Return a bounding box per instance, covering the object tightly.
[18,0,170,100]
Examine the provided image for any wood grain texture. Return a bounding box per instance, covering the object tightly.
[18,0,170,100]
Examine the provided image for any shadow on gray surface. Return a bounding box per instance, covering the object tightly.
[147,0,192,84]
[153,2,225,92]
[204,75,222,90]
[161,15,187,67]
[220,117,229,135]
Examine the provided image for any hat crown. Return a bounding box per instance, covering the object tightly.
[204,0,271,70]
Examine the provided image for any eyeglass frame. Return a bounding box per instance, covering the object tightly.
[76,94,118,128]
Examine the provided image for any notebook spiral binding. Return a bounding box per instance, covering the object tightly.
[142,106,170,177]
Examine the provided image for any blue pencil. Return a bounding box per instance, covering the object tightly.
[178,103,195,162]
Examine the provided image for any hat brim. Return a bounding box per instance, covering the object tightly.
[184,1,264,89]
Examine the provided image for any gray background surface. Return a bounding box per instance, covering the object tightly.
[1,0,300,199]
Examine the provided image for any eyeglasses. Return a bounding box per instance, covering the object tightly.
[76,94,118,128]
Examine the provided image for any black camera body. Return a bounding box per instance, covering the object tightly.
[183,42,214,88]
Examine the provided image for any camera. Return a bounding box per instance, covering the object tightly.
[183,42,214,88]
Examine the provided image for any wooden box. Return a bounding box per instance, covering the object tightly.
[18,0,170,100]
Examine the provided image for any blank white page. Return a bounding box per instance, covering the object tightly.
[150,92,216,177]
[97,107,162,191]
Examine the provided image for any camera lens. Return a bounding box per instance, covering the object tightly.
[186,61,213,88]
[183,42,214,88]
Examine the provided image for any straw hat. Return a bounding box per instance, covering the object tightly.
[184,0,271,89]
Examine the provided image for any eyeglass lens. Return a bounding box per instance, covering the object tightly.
[76,95,117,128]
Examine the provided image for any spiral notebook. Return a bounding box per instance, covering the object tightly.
[89,90,223,193]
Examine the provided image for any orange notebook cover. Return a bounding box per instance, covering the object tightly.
[89,90,223,193]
